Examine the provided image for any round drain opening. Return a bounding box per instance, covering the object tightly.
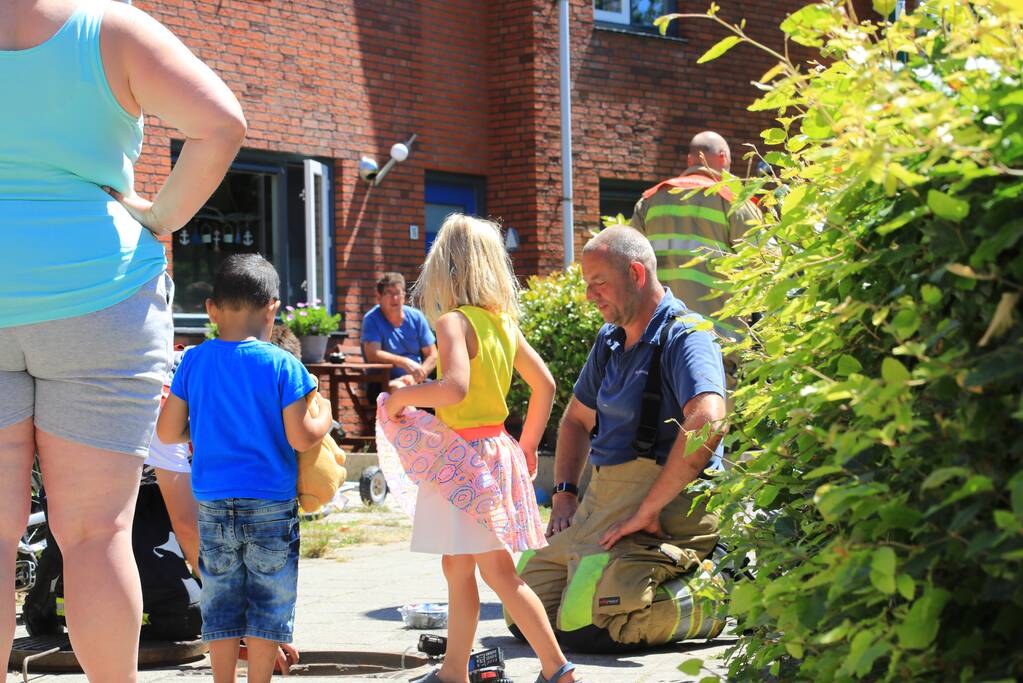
[9,634,206,672]
[284,650,430,676]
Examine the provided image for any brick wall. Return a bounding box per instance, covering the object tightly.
[137,0,805,434]
[515,0,807,273]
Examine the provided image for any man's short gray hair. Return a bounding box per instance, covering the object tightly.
[582,225,656,273]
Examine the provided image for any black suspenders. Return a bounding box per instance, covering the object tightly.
[589,318,677,466]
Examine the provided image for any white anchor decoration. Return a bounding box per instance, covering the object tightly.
[242,230,254,247]
[178,228,191,246]
[212,229,222,250]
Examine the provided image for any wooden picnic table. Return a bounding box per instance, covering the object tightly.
[304,361,392,440]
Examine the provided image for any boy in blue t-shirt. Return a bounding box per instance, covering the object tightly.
[157,254,332,683]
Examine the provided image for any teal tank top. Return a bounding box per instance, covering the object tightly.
[0,0,166,328]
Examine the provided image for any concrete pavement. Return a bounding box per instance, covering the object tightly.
[9,535,732,682]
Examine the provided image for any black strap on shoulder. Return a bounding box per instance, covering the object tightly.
[588,335,613,440]
[632,318,676,461]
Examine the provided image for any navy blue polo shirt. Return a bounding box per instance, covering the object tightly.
[573,290,726,468]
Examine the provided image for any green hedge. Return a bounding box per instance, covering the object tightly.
[507,264,605,434]
[660,1,1023,680]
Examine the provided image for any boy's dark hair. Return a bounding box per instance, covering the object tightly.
[212,254,280,310]
[376,272,406,295]
[270,324,302,360]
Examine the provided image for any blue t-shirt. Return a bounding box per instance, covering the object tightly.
[170,339,317,501]
[361,305,437,379]
[573,290,726,468]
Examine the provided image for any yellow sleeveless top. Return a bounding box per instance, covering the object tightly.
[436,306,517,430]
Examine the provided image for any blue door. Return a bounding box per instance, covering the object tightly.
[424,174,485,254]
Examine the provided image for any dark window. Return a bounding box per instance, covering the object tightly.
[599,179,651,223]
[169,145,333,330]
[594,1,678,34]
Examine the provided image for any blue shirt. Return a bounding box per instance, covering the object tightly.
[573,290,726,468]
[361,305,437,379]
[170,339,317,501]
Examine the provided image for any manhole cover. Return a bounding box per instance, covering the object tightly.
[8,634,206,672]
[284,650,430,677]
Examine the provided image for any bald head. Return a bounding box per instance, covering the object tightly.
[688,131,731,172]
[582,225,657,276]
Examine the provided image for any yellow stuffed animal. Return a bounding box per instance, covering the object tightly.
[296,385,348,513]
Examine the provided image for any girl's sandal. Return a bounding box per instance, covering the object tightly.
[536,662,580,683]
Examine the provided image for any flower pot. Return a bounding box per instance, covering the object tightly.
[298,335,329,364]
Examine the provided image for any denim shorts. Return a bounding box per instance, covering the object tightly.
[197,498,300,642]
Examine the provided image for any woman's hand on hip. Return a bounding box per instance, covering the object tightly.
[103,186,171,237]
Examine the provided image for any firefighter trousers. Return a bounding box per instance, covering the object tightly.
[512,458,721,650]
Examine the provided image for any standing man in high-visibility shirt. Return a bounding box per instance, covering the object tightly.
[631,131,760,341]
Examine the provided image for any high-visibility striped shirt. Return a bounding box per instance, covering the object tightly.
[630,166,761,339]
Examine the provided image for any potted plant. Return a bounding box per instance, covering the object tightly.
[283,300,342,363]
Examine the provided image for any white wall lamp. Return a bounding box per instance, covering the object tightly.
[358,133,417,186]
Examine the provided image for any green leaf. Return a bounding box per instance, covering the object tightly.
[805,465,845,479]
[782,185,808,216]
[920,284,941,306]
[897,574,916,601]
[779,4,834,47]
[653,14,681,35]
[896,587,950,649]
[1009,472,1023,520]
[836,354,863,376]
[757,484,781,507]
[872,0,897,16]
[927,189,970,221]
[881,357,911,385]
[891,309,921,340]
[785,641,805,659]
[697,36,742,64]
[870,547,897,594]
[817,621,851,644]
[730,582,757,615]
[679,658,704,676]
[921,466,970,490]
[994,510,1021,532]
[762,127,787,145]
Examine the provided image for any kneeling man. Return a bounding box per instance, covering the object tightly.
[509,226,728,652]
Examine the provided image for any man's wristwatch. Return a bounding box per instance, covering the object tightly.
[552,482,579,497]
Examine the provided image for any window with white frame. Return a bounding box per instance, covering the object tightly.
[593,0,676,31]
[169,147,334,328]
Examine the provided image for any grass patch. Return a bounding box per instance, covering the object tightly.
[300,501,411,560]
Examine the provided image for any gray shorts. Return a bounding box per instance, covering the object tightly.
[0,272,174,457]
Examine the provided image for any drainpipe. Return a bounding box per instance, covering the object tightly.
[558,0,574,269]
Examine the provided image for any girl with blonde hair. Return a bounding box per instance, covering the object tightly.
[377,214,580,683]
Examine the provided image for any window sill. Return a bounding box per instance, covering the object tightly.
[593,22,687,43]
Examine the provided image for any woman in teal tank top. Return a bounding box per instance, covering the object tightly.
[0,1,245,678]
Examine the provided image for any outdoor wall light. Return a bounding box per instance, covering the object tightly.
[358,133,417,186]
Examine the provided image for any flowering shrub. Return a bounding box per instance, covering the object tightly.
[282,300,341,337]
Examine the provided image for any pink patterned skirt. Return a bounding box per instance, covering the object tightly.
[375,396,547,554]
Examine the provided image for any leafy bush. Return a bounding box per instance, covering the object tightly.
[507,264,605,431]
[659,1,1023,680]
[282,300,341,337]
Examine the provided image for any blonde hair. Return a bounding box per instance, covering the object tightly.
[413,213,520,324]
